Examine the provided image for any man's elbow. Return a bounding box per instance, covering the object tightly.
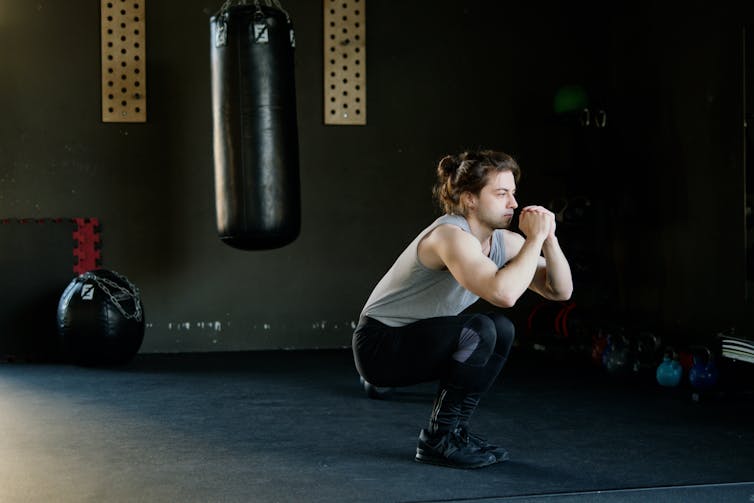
[489,292,518,309]
[550,286,573,302]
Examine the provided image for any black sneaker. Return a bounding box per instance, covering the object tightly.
[458,426,510,463]
[415,428,496,469]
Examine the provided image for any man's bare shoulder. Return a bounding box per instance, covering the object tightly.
[418,224,477,269]
[424,223,476,246]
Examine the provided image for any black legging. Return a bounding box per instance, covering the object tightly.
[352,312,516,388]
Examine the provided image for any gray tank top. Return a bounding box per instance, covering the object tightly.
[360,214,507,327]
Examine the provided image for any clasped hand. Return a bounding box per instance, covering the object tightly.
[518,205,556,240]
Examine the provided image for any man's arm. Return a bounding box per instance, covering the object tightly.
[425,216,551,308]
[526,236,573,301]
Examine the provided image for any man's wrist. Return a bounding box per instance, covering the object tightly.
[543,235,559,249]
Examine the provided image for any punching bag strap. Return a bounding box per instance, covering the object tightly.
[214,0,246,48]
[214,0,293,48]
[264,0,295,47]
[215,11,229,47]
[253,0,294,47]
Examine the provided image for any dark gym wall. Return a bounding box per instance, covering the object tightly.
[0,1,750,354]
[606,4,748,336]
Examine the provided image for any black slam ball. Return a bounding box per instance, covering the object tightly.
[57,269,145,366]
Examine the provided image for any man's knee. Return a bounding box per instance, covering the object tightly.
[488,313,516,358]
[454,315,497,366]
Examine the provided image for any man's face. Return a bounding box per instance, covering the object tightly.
[472,170,518,229]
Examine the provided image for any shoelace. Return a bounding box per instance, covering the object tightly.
[457,426,492,449]
[445,429,470,450]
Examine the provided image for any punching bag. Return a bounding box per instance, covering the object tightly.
[210,0,301,250]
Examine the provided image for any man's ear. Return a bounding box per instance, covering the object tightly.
[462,192,476,211]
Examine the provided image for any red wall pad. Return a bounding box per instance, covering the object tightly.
[0,217,102,362]
[72,217,103,275]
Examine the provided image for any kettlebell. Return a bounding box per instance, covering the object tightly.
[656,353,683,387]
[688,348,719,390]
[359,376,394,400]
[605,335,632,377]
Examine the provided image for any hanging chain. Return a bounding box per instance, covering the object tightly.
[218,0,290,23]
[82,271,143,322]
[219,0,247,13]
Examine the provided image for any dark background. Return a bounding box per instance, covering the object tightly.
[1,0,752,355]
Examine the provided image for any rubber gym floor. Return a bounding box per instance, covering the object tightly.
[1,348,753,503]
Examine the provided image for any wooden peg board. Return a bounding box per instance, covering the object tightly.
[323,0,366,125]
[100,0,147,122]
